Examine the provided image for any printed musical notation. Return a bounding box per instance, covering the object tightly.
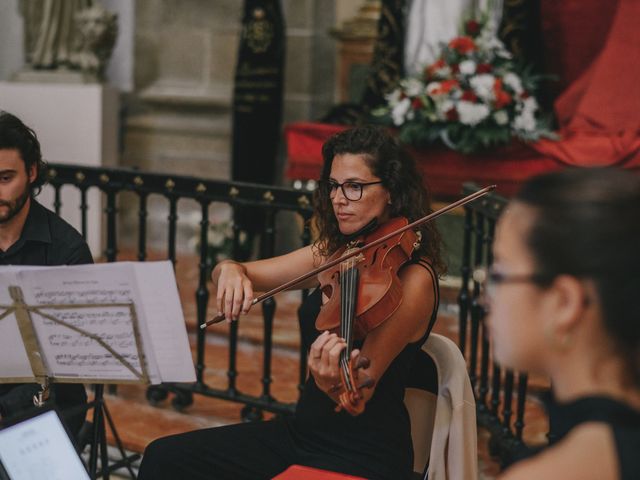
[27,289,144,381]
[34,288,132,305]
[0,261,196,385]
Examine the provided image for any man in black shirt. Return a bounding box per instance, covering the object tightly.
[0,111,92,438]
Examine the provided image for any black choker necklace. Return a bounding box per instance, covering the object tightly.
[342,217,378,243]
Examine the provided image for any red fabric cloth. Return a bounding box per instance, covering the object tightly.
[272,465,366,479]
[532,0,640,166]
[539,0,619,96]
[285,122,562,198]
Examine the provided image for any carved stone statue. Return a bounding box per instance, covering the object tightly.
[15,0,118,83]
[70,4,118,79]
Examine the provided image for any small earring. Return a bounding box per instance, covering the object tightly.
[544,323,572,351]
[557,333,573,350]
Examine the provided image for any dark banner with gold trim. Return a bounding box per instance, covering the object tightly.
[232,0,285,235]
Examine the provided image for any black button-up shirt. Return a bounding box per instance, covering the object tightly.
[0,200,93,435]
[0,199,92,265]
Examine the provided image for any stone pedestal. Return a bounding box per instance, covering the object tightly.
[0,82,119,257]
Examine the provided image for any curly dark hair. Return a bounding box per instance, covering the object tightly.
[312,125,446,276]
[0,111,48,196]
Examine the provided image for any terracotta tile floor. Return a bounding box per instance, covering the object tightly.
[96,252,550,479]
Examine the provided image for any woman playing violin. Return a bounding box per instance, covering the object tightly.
[138,125,445,480]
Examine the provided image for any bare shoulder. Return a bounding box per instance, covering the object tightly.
[399,260,437,300]
[397,261,437,342]
[500,422,618,480]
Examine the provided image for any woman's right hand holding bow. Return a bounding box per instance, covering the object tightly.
[212,260,255,322]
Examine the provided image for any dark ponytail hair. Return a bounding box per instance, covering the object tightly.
[515,168,640,386]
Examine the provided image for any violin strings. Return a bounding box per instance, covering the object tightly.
[340,255,357,392]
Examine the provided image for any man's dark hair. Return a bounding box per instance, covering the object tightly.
[0,111,48,195]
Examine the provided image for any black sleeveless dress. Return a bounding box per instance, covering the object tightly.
[137,259,439,480]
[543,393,640,480]
[285,258,439,480]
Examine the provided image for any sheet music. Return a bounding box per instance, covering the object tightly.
[0,261,195,384]
[18,263,160,383]
[133,261,196,382]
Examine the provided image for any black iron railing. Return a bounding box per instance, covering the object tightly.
[47,164,544,465]
[458,183,537,467]
[47,163,314,420]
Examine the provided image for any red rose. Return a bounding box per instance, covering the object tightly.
[411,97,424,110]
[445,107,459,121]
[495,90,512,109]
[448,36,476,54]
[425,58,447,79]
[465,20,481,36]
[493,79,512,108]
[461,90,478,102]
[477,63,493,73]
[440,79,459,93]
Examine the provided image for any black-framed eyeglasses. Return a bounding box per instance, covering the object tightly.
[473,267,551,300]
[323,180,384,201]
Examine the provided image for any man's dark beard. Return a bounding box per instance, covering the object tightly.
[0,184,30,224]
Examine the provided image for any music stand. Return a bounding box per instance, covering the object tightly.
[0,261,196,480]
[0,286,146,479]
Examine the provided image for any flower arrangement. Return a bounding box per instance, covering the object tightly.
[187,214,252,268]
[374,18,555,154]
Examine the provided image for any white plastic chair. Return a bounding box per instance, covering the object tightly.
[405,334,478,480]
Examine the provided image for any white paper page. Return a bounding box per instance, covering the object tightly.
[133,261,196,383]
[17,263,161,383]
[0,410,90,480]
[0,268,34,380]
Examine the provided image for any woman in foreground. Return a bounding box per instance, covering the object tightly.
[488,168,640,480]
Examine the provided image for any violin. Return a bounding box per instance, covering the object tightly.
[201,186,496,414]
[316,216,421,415]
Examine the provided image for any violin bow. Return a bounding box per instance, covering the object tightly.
[201,184,496,329]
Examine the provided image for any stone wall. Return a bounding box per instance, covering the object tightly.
[123,0,348,181]
[120,0,362,253]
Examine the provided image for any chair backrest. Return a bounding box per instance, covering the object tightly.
[404,347,438,476]
[404,334,478,480]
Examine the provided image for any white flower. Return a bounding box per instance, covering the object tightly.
[470,74,496,102]
[207,228,225,248]
[403,78,424,97]
[522,96,538,114]
[459,60,476,75]
[514,111,537,132]
[426,81,442,95]
[493,110,509,125]
[503,73,523,94]
[385,88,403,107]
[437,99,455,119]
[457,101,490,125]
[391,97,411,126]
